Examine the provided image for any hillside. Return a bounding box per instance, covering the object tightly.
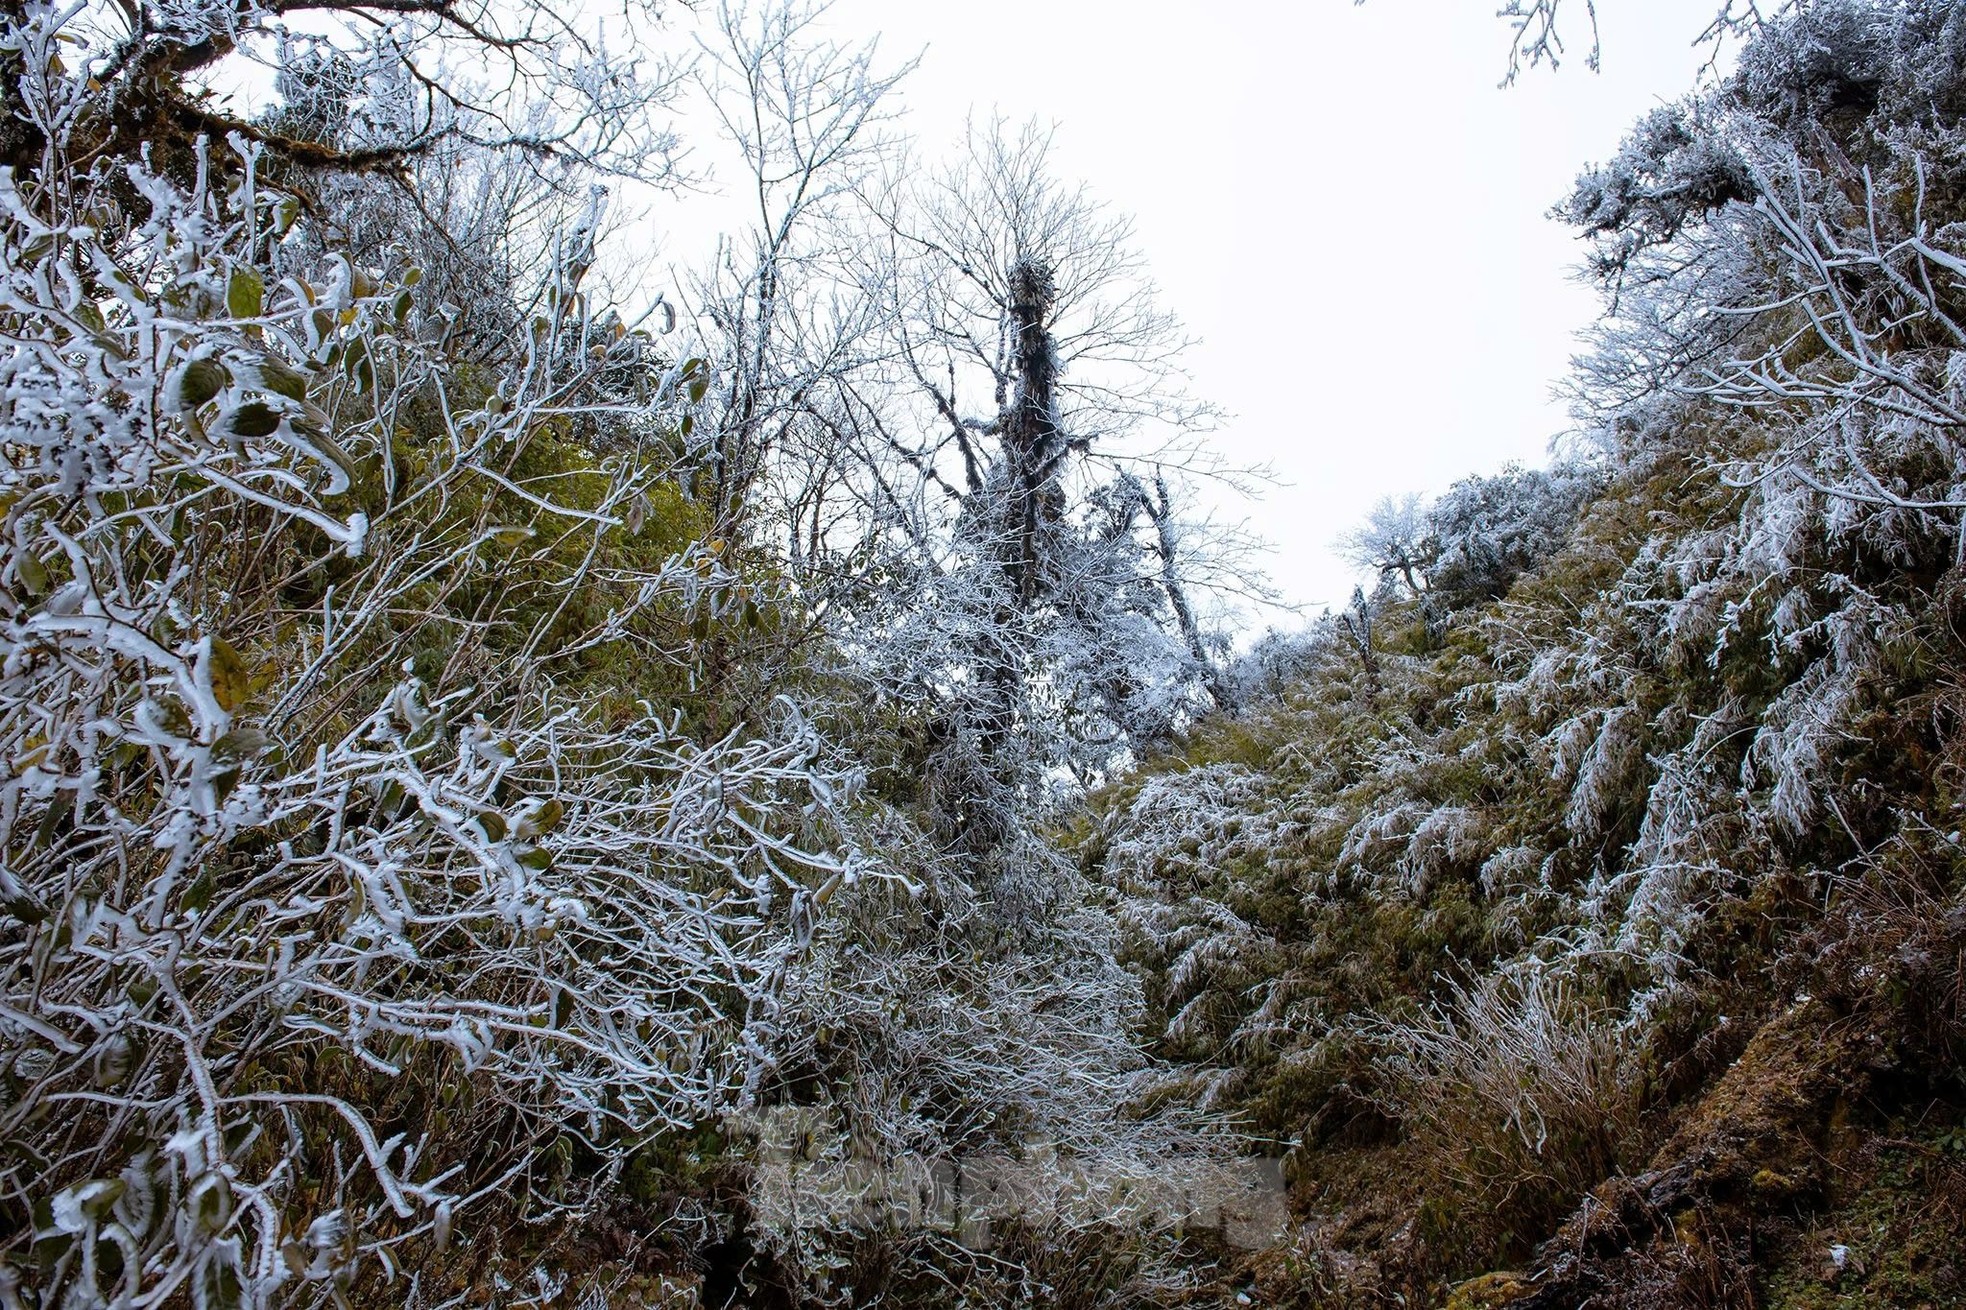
[3,2,1965,1308]
[1093,6,1966,1301]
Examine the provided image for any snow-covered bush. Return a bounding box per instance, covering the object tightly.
[0,12,868,1301]
[1082,2,1966,1285]
[1333,463,1601,616]
[1423,462,1602,610]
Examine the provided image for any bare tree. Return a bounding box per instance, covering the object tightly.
[1338,493,1433,598]
[689,1,914,543]
[849,121,1239,833]
[11,0,684,184]
[683,54,1252,854]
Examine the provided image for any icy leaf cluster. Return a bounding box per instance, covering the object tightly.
[0,10,871,1304]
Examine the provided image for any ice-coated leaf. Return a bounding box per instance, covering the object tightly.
[14,549,50,597]
[207,638,250,713]
[223,401,280,439]
[512,797,564,841]
[210,728,270,762]
[174,357,229,411]
[226,265,264,321]
[253,356,310,403]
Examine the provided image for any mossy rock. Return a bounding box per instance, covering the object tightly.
[1445,1271,1536,1308]
[1647,999,1854,1200]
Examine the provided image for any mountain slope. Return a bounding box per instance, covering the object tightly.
[1089,5,1966,1302]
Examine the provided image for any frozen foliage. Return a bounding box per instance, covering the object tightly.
[0,11,877,1302]
[577,10,1244,1294]
[1089,0,1966,1277]
[673,47,1255,1243]
[684,39,1245,863]
[1369,0,1794,86]
[1371,959,1634,1175]
[1424,463,1603,608]
[1337,462,1602,613]
[27,0,1966,1301]
[21,0,684,184]
[1335,494,1430,599]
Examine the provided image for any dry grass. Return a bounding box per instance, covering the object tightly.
[1371,960,1641,1264]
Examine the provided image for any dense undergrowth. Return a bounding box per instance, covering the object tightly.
[7,2,1966,1308]
[1086,4,1966,1303]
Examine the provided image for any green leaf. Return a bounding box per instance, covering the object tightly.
[28,1230,74,1271]
[33,787,74,848]
[340,333,377,394]
[176,358,229,410]
[291,418,356,493]
[256,357,310,403]
[513,797,565,842]
[181,864,215,915]
[210,765,242,805]
[224,402,281,439]
[405,711,448,755]
[375,779,407,820]
[78,1179,125,1221]
[227,265,265,321]
[15,549,51,597]
[192,1174,232,1232]
[207,638,250,713]
[211,728,270,762]
[473,810,508,843]
[477,738,519,766]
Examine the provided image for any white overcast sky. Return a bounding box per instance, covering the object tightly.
[217,1,1729,621]
[651,0,1724,619]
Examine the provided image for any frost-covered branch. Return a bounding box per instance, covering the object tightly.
[0,16,874,1300]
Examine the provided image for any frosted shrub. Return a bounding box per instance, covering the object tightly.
[1372,961,1636,1228]
[1563,705,1647,841]
[1425,463,1602,611]
[0,17,867,1303]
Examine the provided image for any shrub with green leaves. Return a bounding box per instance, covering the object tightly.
[0,14,877,1304]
